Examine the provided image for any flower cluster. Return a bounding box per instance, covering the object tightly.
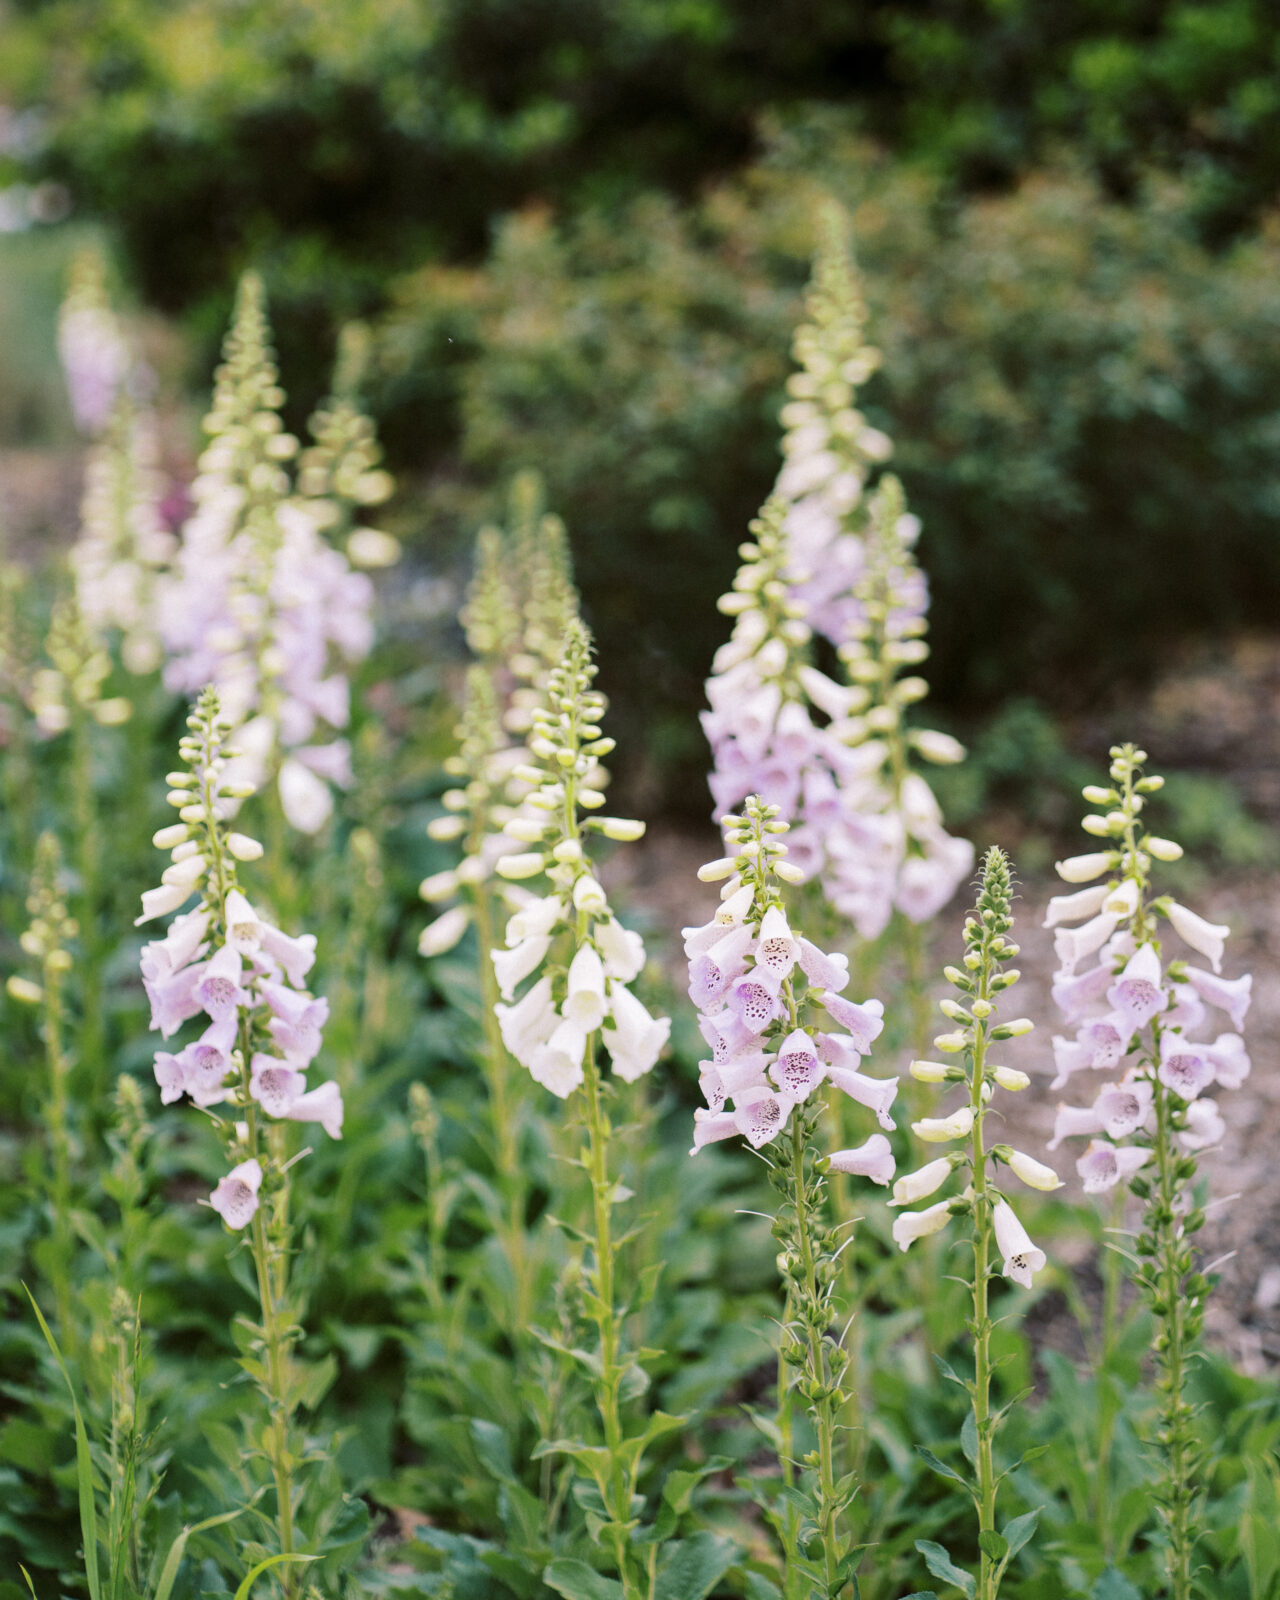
[773,199,893,645]
[687,794,897,1173]
[489,620,668,1097]
[137,688,343,1227]
[57,248,132,437]
[70,398,175,676]
[158,274,377,833]
[30,594,132,738]
[892,847,1052,1286]
[1045,746,1250,1192]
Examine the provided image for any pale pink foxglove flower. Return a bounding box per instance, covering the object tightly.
[891,1199,953,1252]
[992,1200,1046,1289]
[828,1134,895,1185]
[1076,1140,1151,1194]
[210,1159,263,1231]
[1166,902,1230,973]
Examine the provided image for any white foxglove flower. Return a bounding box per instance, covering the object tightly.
[827,1135,894,1186]
[565,944,608,1030]
[992,1200,1044,1288]
[1053,910,1121,976]
[890,1157,953,1207]
[529,1017,588,1099]
[912,1106,974,1143]
[596,916,645,981]
[1166,902,1229,973]
[210,1158,263,1230]
[603,984,670,1082]
[891,1200,953,1252]
[419,905,470,958]
[1043,884,1111,927]
[1005,1150,1062,1192]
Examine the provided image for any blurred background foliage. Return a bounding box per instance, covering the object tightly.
[3,0,1280,817]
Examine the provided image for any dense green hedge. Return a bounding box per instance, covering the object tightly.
[376,119,1280,796]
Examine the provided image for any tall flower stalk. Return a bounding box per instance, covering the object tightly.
[136,686,344,1586]
[1044,745,1250,1599]
[488,620,669,1597]
[8,833,79,1344]
[893,846,1054,1600]
[688,795,899,1597]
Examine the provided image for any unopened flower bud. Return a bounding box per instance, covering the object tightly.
[698,857,739,882]
[596,817,645,842]
[991,1017,1033,1038]
[1146,836,1183,861]
[910,1059,950,1082]
[226,833,263,861]
[495,852,546,880]
[993,1066,1030,1091]
[427,815,467,841]
[933,1031,967,1054]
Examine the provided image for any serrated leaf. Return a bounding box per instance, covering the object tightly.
[543,1557,625,1600]
[915,1541,975,1600]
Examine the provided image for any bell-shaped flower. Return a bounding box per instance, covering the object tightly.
[1093,1079,1153,1139]
[1179,1098,1226,1152]
[891,1157,953,1207]
[769,1029,825,1099]
[261,981,328,1066]
[420,905,470,958]
[1049,1035,1091,1090]
[506,894,565,946]
[700,1009,755,1065]
[1055,851,1116,883]
[1183,966,1251,1032]
[1102,878,1140,918]
[195,943,249,1021]
[1157,1035,1214,1102]
[597,916,645,981]
[141,947,204,1039]
[1077,1139,1150,1194]
[754,905,799,984]
[891,1199,953,1253]
[796,937,849,994]
[818,993,885,1054]
[1076,1015,1133,1072]
[495,975,557,1066]
[1167,902,1229,974]
[1205,1032,1249,1090]
[688,923,754,1011]
[727,973,784,1035]
[825,1063,898,1130]
[1107,944,1166,1032]
[992,1199,1045,1288]
[1043,884,1111,928]
[153,1050,188,1104]
[284,1078,344,1139]
[258,925,317,988]
[250,1054,306,1118]
[565,944,608,1030]
[681,884,755,958]
[223,889,267,955]
[1047,1101,1106,1151]
[690,1106,738,1154]
[1054,911,1121,976]
[210,1158,263,1230]
[493,931,552,1002]
[136,882,194,926]
[158,905,212,971]
[698,1065,725,1112]
[603,983,670,1082]
[279,756,333,834]
[1052,961,1114,1024]
[529,1017,588,1099]
[732,1085,796,1149]
[1005,1150,1062,1192]
[718,1049,772,1097]
[1165,982,1207,1034]
[827,1134,895,1186]
[912,1105,974,1143]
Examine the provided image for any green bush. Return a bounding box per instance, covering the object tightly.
[377,118,1280,800]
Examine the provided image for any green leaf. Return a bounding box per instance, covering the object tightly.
[915,1541,976,1600]
[960,1413,978,1467]
[153,1506,253,1600]
[1092,1570,1143,1600]
[915,1447,968,1488]
[999,1507,1040,1566]
[978,1530,1008,1563]
[653,1532,739,1600]
[901,1594,939,1599]
[231,1555,316,1600]
[18,1569,37,1600]
[542,1558,625,1600]
[25,1286,100,1600]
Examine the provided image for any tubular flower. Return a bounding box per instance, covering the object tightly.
[1040,745,1252,1599]
[487,619,668,1098]
[686,795,893,1163]
[157,274,377,834]
[138,687,343,1196]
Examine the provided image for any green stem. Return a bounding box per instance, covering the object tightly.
[1150,1065,1193,1600]
[581,1045,641,1600]
[71,702,105,1102]
[474,885,534,1331]
[42,957,76,1346]
[968,1013,998,1600]
[789,1114,845,1598]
